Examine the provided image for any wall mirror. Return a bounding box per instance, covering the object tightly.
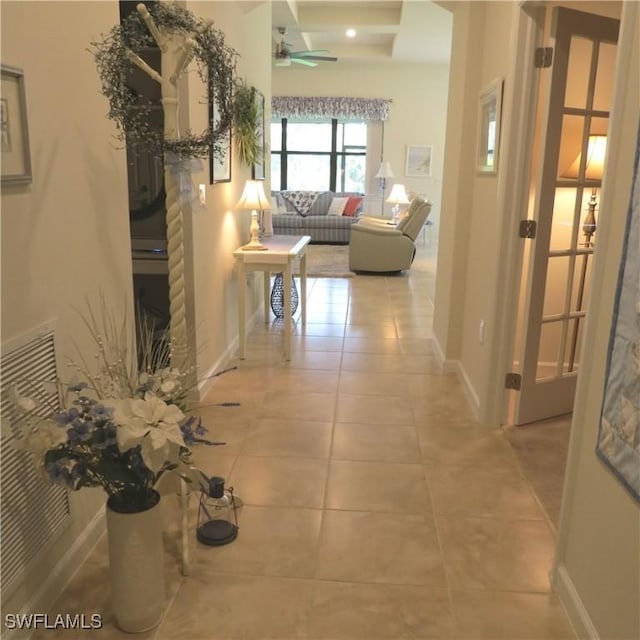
[477,78,503,174]
[124,47,166,234]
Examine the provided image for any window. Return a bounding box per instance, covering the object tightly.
[271,118,366,192]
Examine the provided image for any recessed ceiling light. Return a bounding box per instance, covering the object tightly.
[346,28,357,38]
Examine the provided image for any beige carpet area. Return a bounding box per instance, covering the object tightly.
[296,243,353,277]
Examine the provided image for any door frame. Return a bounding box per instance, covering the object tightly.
[483,1,545,425]
[552,0,639,619]
[513,7,619,425]
[487,2,622,427]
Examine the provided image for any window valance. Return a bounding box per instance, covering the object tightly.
[271,96,391,121]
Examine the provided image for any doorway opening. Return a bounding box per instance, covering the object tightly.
[509,3,620,427]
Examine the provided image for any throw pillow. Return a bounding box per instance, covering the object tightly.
[327,197,348,216]
[276,193,288,213]
[270,196,282,214]
[343,196,363,217]
[281,191,321,216]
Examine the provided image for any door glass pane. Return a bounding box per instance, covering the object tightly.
[563,318,585,374]
[590,116,609,138]
[558,114,586,181]
[550,187,579,252]
[537,321,562,380]
[593,42,617,112]
[576,187,600,248]
[543,256,570,318]
[570,251,593,313]
[565,36,592,109]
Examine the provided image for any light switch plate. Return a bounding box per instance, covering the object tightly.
[198,184,206,205]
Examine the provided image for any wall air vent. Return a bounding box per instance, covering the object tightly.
[1,327,71,599]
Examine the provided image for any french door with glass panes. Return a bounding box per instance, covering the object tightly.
[513,7,619,425]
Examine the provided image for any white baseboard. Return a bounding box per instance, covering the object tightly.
[554,563,598,639]
[6,509,106,640]
[195,306,262,401]
[431,334,450,370]
[431,335,480,420]
[452,360,480,420]
[197,341,239,400]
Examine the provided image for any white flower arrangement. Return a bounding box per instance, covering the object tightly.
[8,305,224,513]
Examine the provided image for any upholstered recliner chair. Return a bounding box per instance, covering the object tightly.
[349,197,431,273]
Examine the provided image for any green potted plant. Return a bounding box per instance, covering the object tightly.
[233,79,260,167]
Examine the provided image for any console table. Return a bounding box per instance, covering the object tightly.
[233,235,311,360]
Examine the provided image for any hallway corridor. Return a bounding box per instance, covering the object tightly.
[37,246,576,639]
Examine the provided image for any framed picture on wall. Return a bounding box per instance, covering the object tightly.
[1,65,32,185]
[405,145,432,177]
[477,78,503,174]
[209,78,232,184]
[251,90,265,180]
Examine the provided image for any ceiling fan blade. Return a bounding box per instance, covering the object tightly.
[292,58,317,67]
[290,49,331,57]
[293,55,338,62]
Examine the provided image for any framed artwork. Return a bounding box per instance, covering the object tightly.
[1,65,32,185]
[405,145,432,177]
[596,128,640,503]
[251,90,265,180]
[477,78,503,174]
[209,79,231,184]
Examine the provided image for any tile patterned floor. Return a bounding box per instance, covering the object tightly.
[36,246,576,639]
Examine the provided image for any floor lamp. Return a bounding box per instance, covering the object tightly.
[375,161,394,216]
[564,134,607,371]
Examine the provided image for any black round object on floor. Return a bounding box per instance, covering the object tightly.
[197,519,238,546]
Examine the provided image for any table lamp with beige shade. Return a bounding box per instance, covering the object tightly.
[386,183,411,222]
[564,134,607,247]
[236,180,271,251]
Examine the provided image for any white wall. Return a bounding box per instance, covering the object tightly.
[0,0,273,621]
[1,0,131,621]
[183,1,272,394]
[272,60,450,230]
[436,0,639,637]
[554,2,639,638]
[433,1,514,413]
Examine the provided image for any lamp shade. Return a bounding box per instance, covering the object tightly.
[564,135,607,180]
[375,161,395,179]
[236,180,271,210]
[386,183,410,205]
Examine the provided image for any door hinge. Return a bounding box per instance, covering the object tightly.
[519,219,537,239]
[535,47,553,68]
[505,372,522,390]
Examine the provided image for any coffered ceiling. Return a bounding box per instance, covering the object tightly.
[270,0,453,66]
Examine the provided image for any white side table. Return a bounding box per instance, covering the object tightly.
[233,235,311,360]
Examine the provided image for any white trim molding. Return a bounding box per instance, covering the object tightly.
[553,564,598,639]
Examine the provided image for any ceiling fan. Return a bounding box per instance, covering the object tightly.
[274,27,338,67]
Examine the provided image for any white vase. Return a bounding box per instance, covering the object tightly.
[106,491,165,633]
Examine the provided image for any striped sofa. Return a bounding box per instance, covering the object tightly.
[272,191,363,244]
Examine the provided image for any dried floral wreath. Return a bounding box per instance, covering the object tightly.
[92,2,237,159]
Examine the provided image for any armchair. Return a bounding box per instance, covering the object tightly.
[349,197,431,273]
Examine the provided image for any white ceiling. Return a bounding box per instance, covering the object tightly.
[271,0,453,66]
